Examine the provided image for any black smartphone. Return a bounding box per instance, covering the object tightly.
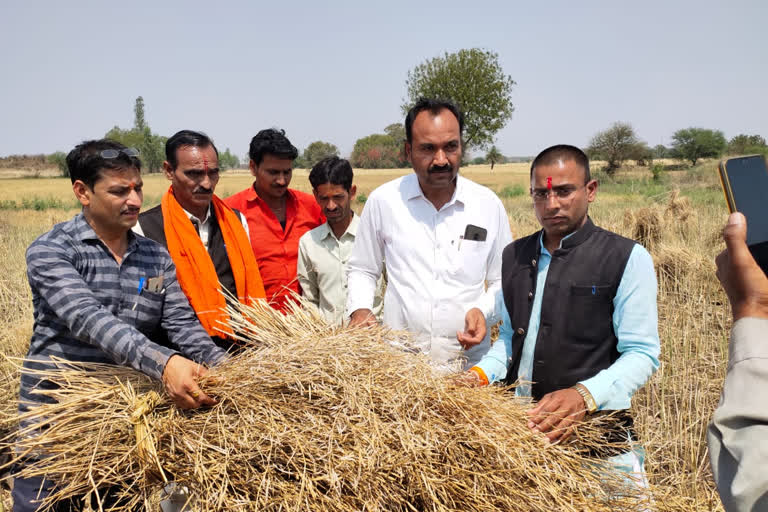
[718,155,768,275]
[463,224,487,242]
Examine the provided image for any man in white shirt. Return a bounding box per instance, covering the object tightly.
[133,130,265,351]
[297,156,383,325]
[347,98,513,370]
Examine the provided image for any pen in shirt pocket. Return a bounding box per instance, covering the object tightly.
[132,277,146,311]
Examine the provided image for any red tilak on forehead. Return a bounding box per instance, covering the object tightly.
[203,156,209,172]
[546,176,552,189]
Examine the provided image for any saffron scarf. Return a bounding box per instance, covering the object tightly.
[162,186,265,337]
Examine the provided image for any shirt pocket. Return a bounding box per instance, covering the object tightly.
[132,289,166,333]
[447,240,488,284]
[566,284,613,343]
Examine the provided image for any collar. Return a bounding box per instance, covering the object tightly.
[537,217,596,255]
[320,212,358,241]
[403,173,466,207]
[183,203,212,226]
[74,211,139,250]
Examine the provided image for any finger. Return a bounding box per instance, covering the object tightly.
[715,249,727,283]
[170,392,197,410]
[531,409,564,434]
[546,417,574,443]
[723,213,752,265]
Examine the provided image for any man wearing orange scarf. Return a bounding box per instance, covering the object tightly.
[134,130,265,351]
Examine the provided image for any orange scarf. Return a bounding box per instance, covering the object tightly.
[162,186,265,338]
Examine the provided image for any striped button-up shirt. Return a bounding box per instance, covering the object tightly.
[21,213,226,409]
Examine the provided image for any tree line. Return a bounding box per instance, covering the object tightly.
[28,47,767,175]
[585,122,767,175]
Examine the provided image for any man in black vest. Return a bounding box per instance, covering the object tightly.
[134,130,264,351]
[465,144,660,479]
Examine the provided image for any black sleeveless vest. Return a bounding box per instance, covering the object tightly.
[501,218,635,400]
[137,205,239,351]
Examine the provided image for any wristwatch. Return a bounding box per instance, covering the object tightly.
[572,383,598,414]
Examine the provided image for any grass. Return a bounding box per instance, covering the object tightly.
[0,160,732,510]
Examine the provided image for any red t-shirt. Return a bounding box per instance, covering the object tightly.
[225,186,325,312]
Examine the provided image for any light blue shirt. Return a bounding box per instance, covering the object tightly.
[476,233,660,410]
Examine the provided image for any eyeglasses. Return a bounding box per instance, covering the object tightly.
[531,185,582,202]
[100,148,140,159]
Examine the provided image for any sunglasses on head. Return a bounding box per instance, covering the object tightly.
[99,148,140,159]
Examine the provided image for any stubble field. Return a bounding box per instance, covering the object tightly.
[0,162,730,510]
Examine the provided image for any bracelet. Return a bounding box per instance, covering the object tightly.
[572,383,597,414]
[468,366,489,387]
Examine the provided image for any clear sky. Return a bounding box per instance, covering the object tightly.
[1,0,766,159]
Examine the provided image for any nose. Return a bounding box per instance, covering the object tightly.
[327,200,338,211]
[200,173,212,189]
[544,191,560,209]
[127,188,142,208]
[433,148,448,166]
[275,173,287,186]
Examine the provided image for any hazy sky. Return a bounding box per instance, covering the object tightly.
[1,0,766,159]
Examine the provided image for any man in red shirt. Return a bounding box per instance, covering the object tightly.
[226,129,324,312]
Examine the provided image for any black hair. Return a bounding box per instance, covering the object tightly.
[248,128,298,166]
[66,139,141,188]
[404,98,465,144]
[530,144,591,183]
[166,130,219,169]
[308,156,354,192]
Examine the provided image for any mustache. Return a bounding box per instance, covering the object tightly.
[428,164,453,173]
[193,187,213,195]
[121,207,140,214]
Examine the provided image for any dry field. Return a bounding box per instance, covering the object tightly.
[0,162,731,510]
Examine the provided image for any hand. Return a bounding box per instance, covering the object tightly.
[162,355,217,410]
[349,308,378,327]
[715,212,768,321]
[456,307,486,349]
[526,388,587,443]
[451,370,483,387]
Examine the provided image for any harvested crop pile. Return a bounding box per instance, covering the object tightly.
[2,301,665,511]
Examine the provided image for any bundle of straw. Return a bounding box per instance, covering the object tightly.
[3,300,670,511]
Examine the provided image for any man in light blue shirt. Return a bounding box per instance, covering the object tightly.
[465,144,660,481]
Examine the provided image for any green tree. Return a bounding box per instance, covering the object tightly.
[485,145,503,170]
[402,48,515,151]
[47,151,68,177]
[133,96,147,131]
[303,141,340,168]
[728,134,767,155]
[104,97,166,173]
[218,148,240,170]
[586,122,642,175]
[470,156,486,165]
[350,133,407,169]
[652,144,670,159]
[670,127,727,166]
[383,123,406,144]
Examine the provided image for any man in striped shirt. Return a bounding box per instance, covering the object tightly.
[13,139,227,512]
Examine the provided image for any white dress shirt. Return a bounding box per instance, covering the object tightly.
[297,213,383,326]
[346,173,513,370]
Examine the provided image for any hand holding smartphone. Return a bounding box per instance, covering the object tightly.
[718,155,768,275]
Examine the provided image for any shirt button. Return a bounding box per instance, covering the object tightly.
[517,327,525,336]
[531,259,537,266]
[528,292,533,300]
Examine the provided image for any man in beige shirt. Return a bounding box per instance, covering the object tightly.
[297,156,382,326]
